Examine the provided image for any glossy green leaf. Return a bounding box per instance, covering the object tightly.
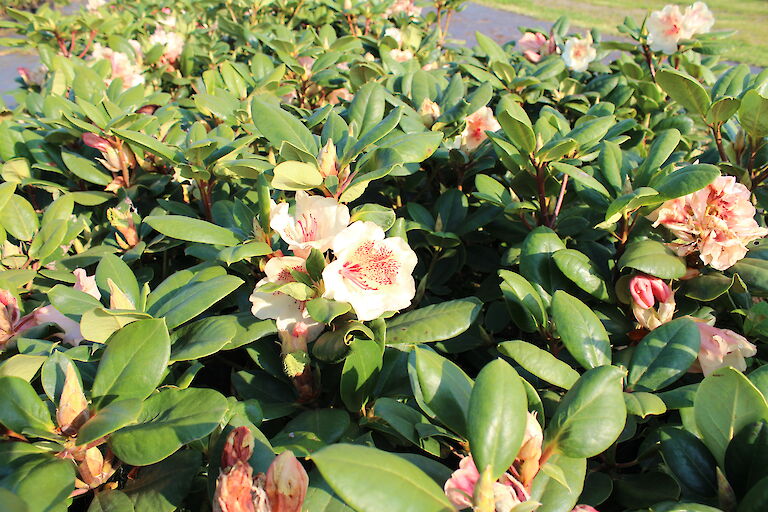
[77,399,143,445]
[0,376,55,434]
[123,450,202,512]
[498,341,579,389]
[618,240,686,279]
[552,249,610,301]
[552,291,611,370]
[385,298,482,345]
[657,69,711,116]
[340,338,382,412]
[144,215,242,246]
[627,318,700,392]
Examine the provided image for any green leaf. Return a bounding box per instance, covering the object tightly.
[312,444,454,512]
[91,319,171,406]
[340,338,382,412]
[409,347,473,437]
[468,359,527,479]
[499,270,547,332]
[307,298,351,324]
[520,227,567,305]
[552,291,611,370]
[123,450,202,512]
[149,274,243,329]
[80,309,151,343]
[0,376,55,434]
[271,160,323,190]
[546,365,627,458]
[96,254,140,309]
[530,453,586,512]
[0,195,38,242]
[694,367,768,466]
[623,391,667,418]
[251,97,318,154]
[657,69,711,117]
[659,427,717,499]
[498,110,535,154]
[170,316,237,362]
[61,150,111,185]
[724,420,768,498]
[739,90,768,140]
[144,215,242,246]
[385,298,482,345]
[88,490,135,512]
[0,457,74,511]
[552,249,610,301]
[730,258,768,297]
[111,128,178,163]
[739,476,768,512]
[218,242,272,265]
[77,399,143,445]
[651,164,720,201]
[498,341,579,390]
[627,318,700,392]
[550,162,611,198]
[47,284,103,318]
[618,240,686,279]
[706,97,740,126]
[109,387,228,466]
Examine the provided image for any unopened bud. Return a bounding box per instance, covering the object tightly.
[265,450,309,512]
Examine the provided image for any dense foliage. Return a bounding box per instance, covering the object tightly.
[0,1,767,511]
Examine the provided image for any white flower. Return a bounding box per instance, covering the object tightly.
[33,268,101,347]
[384,27,403,47]
[270,191,350,258]
[647,5,687,54]
[389,49,414,63]
[322,221,417,321]
[684,2,715,37]
[249,256,323,339]
[460,106,501,152]
[91,43,145,89]
[562,34,596,72]
[86,0,105,11]
[149,28,185,64]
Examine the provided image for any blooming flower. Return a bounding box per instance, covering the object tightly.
[562,34,596,72]
[270,191,350,258]
[517,32,553,63]
[385,0,422,17]
[691,322,757,376]
[684,2,715,35]
[91,42,145,89]
[629,274,676,330]
[86,0,105,10]
[647,2,715,54]
[389,49,414,63]
[460,107,501,152]
[249,256,323,339]
[649,175,768,270]
[322,221,418,322]
[149,28,185,65]
[444,455,533,512]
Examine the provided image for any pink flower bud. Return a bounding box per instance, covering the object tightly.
[222,426,254,469]
[629,274,672,309]
[214,427,258,512]
[572,506,600,512]
[0,290,21,345]
[265,451,309,512]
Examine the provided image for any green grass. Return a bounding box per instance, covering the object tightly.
[478,0,768,67]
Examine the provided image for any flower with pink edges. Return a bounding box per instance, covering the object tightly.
[90,42,145,89]
[629,274,676,330]
[33,268,101,346]
[517,32,554,63]
[691,322,757,376]
[385,0,422,18]
[649,175,768,270]
[149,28,185,65]
[562,34,596,72]
[443,455,533,512]
[647,2,715,54]
[460,107,501,152]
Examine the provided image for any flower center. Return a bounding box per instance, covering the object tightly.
[340,241,400,290]
[288,213,319,242]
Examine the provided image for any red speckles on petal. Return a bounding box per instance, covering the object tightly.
[340,241,401,290]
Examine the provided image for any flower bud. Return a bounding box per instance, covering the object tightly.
[214,427,258,512]
[265,450,309,512]
[0,290,21,346]
[56,362,90,436]
[629,274,675,330]
[418,98,441,126]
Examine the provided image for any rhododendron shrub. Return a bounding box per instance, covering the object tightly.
[0,1,767,511]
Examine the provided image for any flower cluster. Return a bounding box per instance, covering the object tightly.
[647,2,715,54]
[149,28,185,66]
[250,189,418,362]
[650,175,768,270]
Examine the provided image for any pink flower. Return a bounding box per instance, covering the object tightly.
[647,2,713,54]
[270,191,350,258]
[322,221,418,321]
[444,455,532,512]
[572,507,600,512]
[265,451,309,512]
[385,0,421,17]
[629,274,675,330]
[149,28,185,65]
[563,34,596,72]
[0,290,37,349]
[460,107,501,152]
[90,43,144,89]
[650,175,768,270]
[389,49,414,63]
[691,322,757,376]
[83,132,137,177]
[517,32,553,63]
